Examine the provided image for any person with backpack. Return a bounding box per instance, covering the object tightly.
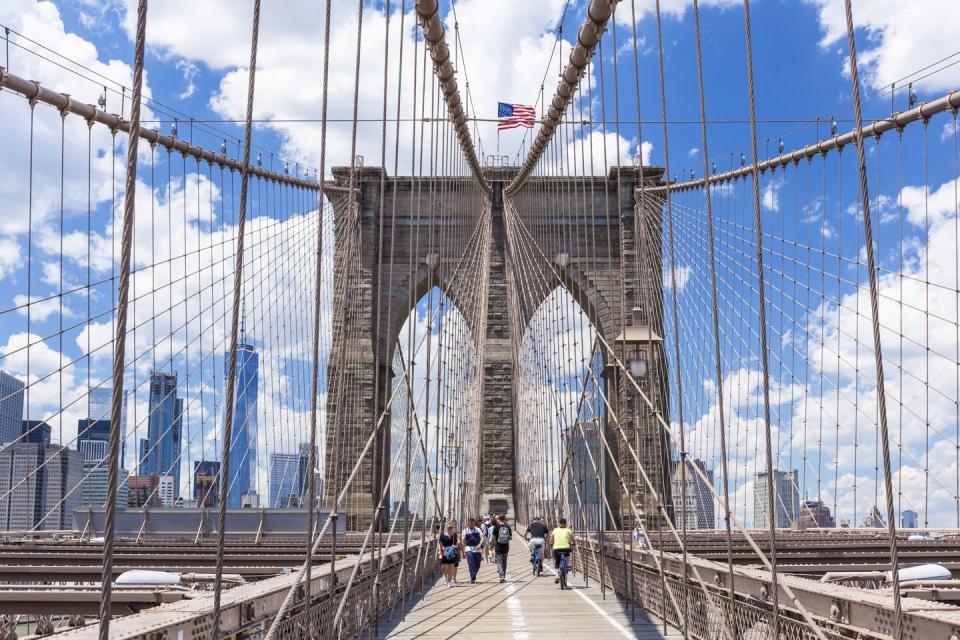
[491,514,512,583]
[462,517,484,584]
[482,515,496,564]
[438,521,462,588]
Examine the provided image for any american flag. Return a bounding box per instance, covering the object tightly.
[498,102,536,130]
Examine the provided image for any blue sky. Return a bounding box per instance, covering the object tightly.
[20,0,956,203]
[0,0,958,525]
[36,0,957,176]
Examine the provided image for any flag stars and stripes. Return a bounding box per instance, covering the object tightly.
[498,102,536,130]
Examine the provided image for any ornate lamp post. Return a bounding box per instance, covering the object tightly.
[611,308,663,528]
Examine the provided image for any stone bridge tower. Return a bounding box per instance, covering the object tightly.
[324,165,671,529]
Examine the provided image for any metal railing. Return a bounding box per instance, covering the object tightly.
[51,539,434,639]
[573,534,960,640]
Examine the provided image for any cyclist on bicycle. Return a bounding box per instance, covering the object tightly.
[525,516,548,575]
[549,517,574,589]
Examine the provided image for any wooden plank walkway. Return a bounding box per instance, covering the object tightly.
[373,541,682,639]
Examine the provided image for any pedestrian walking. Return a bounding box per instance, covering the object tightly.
[491,514,512,583]
[482,515,496,564]
[438,521,462,588]
[462,517,484,584]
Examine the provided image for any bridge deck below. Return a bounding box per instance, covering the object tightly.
[374,542,680,639]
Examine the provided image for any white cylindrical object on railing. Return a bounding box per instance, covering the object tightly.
[115,569,182,586]
[886,563,951,583]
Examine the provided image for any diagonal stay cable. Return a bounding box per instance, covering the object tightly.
[211,1,261,636]
[98,2,146,638]
[841,0,903,634]
[506,186,831,639]
[261,207,490,639]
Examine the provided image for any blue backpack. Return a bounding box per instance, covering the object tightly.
[444,545,458,561]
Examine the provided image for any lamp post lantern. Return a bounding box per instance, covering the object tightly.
[610,307,664,527]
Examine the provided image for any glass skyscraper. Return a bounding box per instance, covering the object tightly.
[140,372,183,500]
[77,414,130,509]
[901,509,919,529]
[194,460,220,507]
[0,371,25,445]
[21,420,51,445]
[269,444,319,508]
[77,419,110,463]
[297,442,321,507]
[227,342,259,508]
[87,386,127,468]
[269,452,300,507]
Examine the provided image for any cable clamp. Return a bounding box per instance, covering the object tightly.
[58,93,71,118]
[27,79,41,108]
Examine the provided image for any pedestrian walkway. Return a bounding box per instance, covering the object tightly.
[374,539,682,639]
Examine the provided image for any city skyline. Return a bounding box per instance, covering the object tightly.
[0,341,275,527]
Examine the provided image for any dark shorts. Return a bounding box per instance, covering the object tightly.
[441,553,460,566]
[553,549,571,566]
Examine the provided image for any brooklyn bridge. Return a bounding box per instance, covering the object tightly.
[0,0,958,638]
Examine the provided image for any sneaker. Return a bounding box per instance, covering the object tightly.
[555,577,560,584]
[500,578,505,583]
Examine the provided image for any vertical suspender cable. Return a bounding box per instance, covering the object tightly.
[397,22,419,616]
[841,0,902,635]
[99,2,147,638]
[212,1,260,637]
[690,0,736,602]
[303,0,333,635]
[740,1,780,635]
[652,2,689,633]
[607,9,631,574]
[328,0,365,607]
[370,0,393,629]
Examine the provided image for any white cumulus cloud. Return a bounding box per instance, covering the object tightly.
[804,0,960,92]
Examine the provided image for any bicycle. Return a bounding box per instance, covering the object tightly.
[557,550,570,590]
[530,545,543,576]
